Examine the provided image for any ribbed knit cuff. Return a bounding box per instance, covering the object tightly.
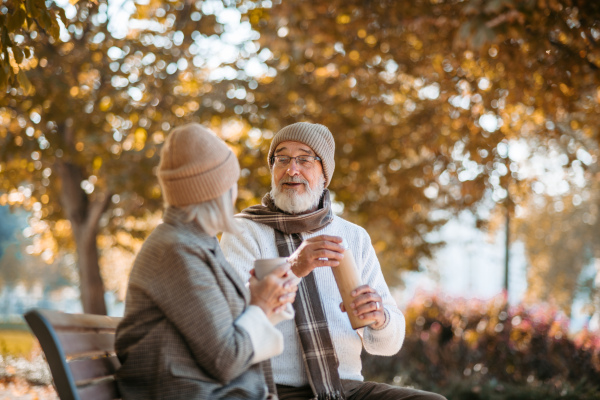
[368,308,390,331]
[235,305,284,364]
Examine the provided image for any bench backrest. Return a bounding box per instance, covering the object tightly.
[24,309,122,400]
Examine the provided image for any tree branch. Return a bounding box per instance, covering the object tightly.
[0,131,12,161]
[174,0,194,31]
[548,38,599,72]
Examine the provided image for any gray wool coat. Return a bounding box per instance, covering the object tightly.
[115,207,267,399]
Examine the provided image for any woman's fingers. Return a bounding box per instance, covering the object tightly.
[283,279,298,290]
[250,255,301,318]
[278,292,296,303]
[273,305,286,314]
[269,263,292,278]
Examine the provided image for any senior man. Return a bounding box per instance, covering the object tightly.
[221,122,445,400]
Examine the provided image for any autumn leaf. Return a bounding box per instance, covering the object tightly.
[16,70,33,94]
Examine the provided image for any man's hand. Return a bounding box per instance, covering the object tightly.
[339,285,386,329]
[287,235,345,278]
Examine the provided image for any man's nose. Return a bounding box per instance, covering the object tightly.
[286,160,301,176]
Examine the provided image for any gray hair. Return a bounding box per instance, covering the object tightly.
[178,188,239,235]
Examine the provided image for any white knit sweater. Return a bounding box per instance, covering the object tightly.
[220,215,405,385]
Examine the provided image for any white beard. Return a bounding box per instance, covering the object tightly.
[270,174,325,214]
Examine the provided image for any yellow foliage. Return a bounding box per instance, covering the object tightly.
[151,185,162,198]
[3,0,600,307]
[134,128,147,151]
[557,83,570,96]
[365,35,377,46]
[152,131,165,144]
[336,14,350,24]
[99,96,112,111]
[54,220,72,237]
[463,329,478,347]
[0,331,35,356]
[93,156,102,170]
[374,241,387,253]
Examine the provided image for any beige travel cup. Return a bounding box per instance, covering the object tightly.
[253,257,289,279]
[331,249,375,329]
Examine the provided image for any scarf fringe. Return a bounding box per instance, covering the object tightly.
[315,390,344,400]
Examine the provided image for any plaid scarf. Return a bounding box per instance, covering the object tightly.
[239,189,345,400]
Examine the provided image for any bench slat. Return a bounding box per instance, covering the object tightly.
[57,331,117,358]
[25,309,122,400]
[70,355,121,384]
[37,309,122,331]
[78,377,120,400]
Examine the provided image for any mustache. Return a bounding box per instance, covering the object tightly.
[279,176,309,187]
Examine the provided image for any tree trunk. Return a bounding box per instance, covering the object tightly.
[73,221,107,315]
[57,161,109,315]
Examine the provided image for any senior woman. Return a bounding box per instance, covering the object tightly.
[115,123,296,399]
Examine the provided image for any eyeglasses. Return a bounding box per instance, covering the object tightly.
[271,155,322,168]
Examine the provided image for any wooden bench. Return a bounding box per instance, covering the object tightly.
[24,309,122,400]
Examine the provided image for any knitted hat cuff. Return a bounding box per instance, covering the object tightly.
[160,149,240,206]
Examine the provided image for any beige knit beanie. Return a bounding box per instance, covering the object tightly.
[268,122,335,187]
[158,123,240,206]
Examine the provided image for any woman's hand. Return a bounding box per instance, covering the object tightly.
[249,264,298,319]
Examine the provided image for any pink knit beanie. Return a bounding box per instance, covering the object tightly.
[268,122,335,187]
[158,123,240,206]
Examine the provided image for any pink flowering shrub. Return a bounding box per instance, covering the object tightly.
[362,293,600,396]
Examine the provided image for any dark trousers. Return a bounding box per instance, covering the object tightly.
[276,381,447,400]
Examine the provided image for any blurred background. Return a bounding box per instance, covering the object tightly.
[1,0,599,398]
